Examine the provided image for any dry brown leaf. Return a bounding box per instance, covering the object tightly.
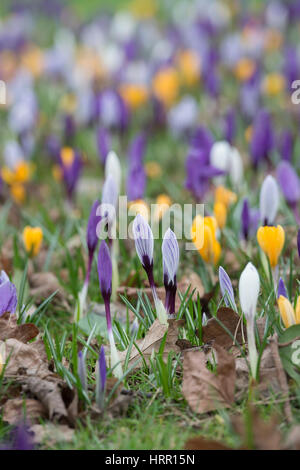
[283,426,300,450]
[177,272,205,299]
[3,338,52,378]
[185,436,231,450]
[231,406,282,450]
[118,319,184,368]
[182,344,236,414]
[202,307,244,349]
[3,398,47,425]
[0,313,39,343]
[29,423,74,446]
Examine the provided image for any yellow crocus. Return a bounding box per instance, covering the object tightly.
[257,225,285,268]
[215,186,237,208]
[177,49,200,86]
[263,73,285,96]
[128,200,150,222]
[234,58,256,82]
[214,202,227,230]
[145,161,162,179]
[191,215,221,264]
[10,183,26,205]
[278,295,300,329]
[154,194,172,221]
[152,67,179,107]
[61,147,75,167]
[119,83,148,110]
[2,161,32,185]
[23,226,43,257]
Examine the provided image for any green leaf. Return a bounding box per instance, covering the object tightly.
[278,325,300,385]
[78,313,108,338]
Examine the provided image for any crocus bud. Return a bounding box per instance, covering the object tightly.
[239,262,260,377]
[87,200,101,259]
[277,161,300,209]
[78,350,87,393]
[0,271,17,317]
[219,266,236,310]
[96,345,107,410]
[23,226,43,257]
[277,295,298,328]
[259,175,279,226]
[97,241,123,379]
[278,277,288,299]
[105,151,121,194]
[162,228,179,317]
[241,198,250,241]
[97,127,111,165]
[132,214,154,273]
[257,225,285,268]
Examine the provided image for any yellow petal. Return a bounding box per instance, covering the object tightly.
[215,186,237,208]
[23,226,43,257]
[295,296,300,324]
[257,225,285,268]
[278,295,296,329]
[214,202,227,230]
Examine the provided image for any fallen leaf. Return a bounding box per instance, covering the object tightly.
[202,307,244,349]
[118,319,184,368]
[185,436,231,450]
[182,344,236,414]
[0,313,39,343]
[29,423,74,446]
[3,398,47,425]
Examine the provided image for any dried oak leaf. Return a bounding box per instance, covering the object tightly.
[0,313,39,343]
[202,307,244,349]
[118,319,184,368]
[3,398,47,425]
[182,344,236,414]
[231,405,282,450]
[28,272,69,309]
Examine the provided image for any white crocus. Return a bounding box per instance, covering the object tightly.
[239,262,260,378]
[105,150,122,194]
[259,175,279,226]
[210,141,243,188]
[229,147,243,188]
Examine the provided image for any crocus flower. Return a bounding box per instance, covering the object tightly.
[105,151,121,195]
[259,175,279,226]
[257,225,285,268]
[97,241,123,379]
[97,127,111,165]
[239,262,260,377]
[278,295,300,329]
[278,277,288,299]
[23,226,43,258]
[213,186,237,229]
[96,345,107,410]
[250,109,274,167]
[185,149,223,200]
[162,228,179,317]
[191,216,221,265]
[59,147,82,201]
[297,228,300,259]
[223,108,236,144]
[219,266,236,310]
[210,142,243,188]
[78,350,87,393]
[0,271,17,316]
[76,200,102,322]
[278,130,293,162]
[132,214,167,324]
[277,161,300,217]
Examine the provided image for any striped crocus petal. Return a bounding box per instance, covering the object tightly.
[278,295,296,328]
[277,277,288,299]
[132,214,154,270]
[162,228,179,286]
[219,266,236,310]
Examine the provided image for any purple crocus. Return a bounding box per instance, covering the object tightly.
[96,345,107,410]
[86,200,101,281]
[241,198,260,241]
[278,277,288,299]
[0,271,17,316]
[185,148,224,200]
[60,149,82,202]
[277,161,300,210]
[162,229,179,317]
[97,241,122,378]
[94,89,129,132]
[219,266,237,311]
[96,127,111,165]
[297,228,300,259]
[278,130,293,162]
[250,109,274,167]
[223,108,236,144]
[127,133,147,202]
